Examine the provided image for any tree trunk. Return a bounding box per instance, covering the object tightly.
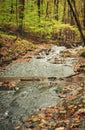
[67,0,85,46]
[54,0,59,20]
[62,0,66,23]
[72,0,78,18]
[16,0,18,29]
[37,0,41,21]
[10,0,14,14]
[45,1,49,19]
[83,0,85,28]
[18,0,25,35]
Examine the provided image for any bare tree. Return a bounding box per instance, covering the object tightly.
[67,0,85,46]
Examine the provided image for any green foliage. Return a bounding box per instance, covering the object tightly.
[0,31,17,43]
[0,0,83,41]
[15,39,35,53]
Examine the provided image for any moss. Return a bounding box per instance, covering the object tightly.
[15,39,35,53]
[12,56,18,60]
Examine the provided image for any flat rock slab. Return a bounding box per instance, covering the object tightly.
[0,59,74,78]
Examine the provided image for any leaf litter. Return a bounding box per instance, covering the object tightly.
[14,75,85,130]
[14,48,85,130]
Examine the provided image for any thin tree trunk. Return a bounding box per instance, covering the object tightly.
[62,0,66,23]
[37,0,40,21]
[67,0,85,46]
[41,0,44,15]
[54,0,59,20]
[18,0,25,34]
[83,0,85,28]
[45,1,49,19]
[9,0,14,22]
[72,0,78,18]
[10,0,14,14]
[16,0,18,29]
[56,0,59,20]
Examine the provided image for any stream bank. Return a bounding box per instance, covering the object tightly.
[0,45,84,130]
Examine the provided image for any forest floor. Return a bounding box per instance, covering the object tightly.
[0,32,85,130]
[0,31,84,70]
[0,31,53,71]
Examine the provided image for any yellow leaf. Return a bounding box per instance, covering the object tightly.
[14,126,21,130]
[55,127,65,130]
[41,119,47,124]
[60,110,66,114]
[32,117,39,122]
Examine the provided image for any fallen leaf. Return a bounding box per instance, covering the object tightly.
[55,127,65,130]
[60,110,66,114]
[14,126,21,130]
[75,108,85,115]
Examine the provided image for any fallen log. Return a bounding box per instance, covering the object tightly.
[20,78,41,81]
[65,72,81,78]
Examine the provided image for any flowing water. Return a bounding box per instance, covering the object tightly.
[0,46,78,130]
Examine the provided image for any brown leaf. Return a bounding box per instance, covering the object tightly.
[75,108,85,115]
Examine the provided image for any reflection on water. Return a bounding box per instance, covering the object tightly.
[0,80,61,130]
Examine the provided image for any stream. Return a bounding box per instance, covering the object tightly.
[0,46,78,130]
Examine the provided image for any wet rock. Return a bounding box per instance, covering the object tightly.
[4,111,9,118]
